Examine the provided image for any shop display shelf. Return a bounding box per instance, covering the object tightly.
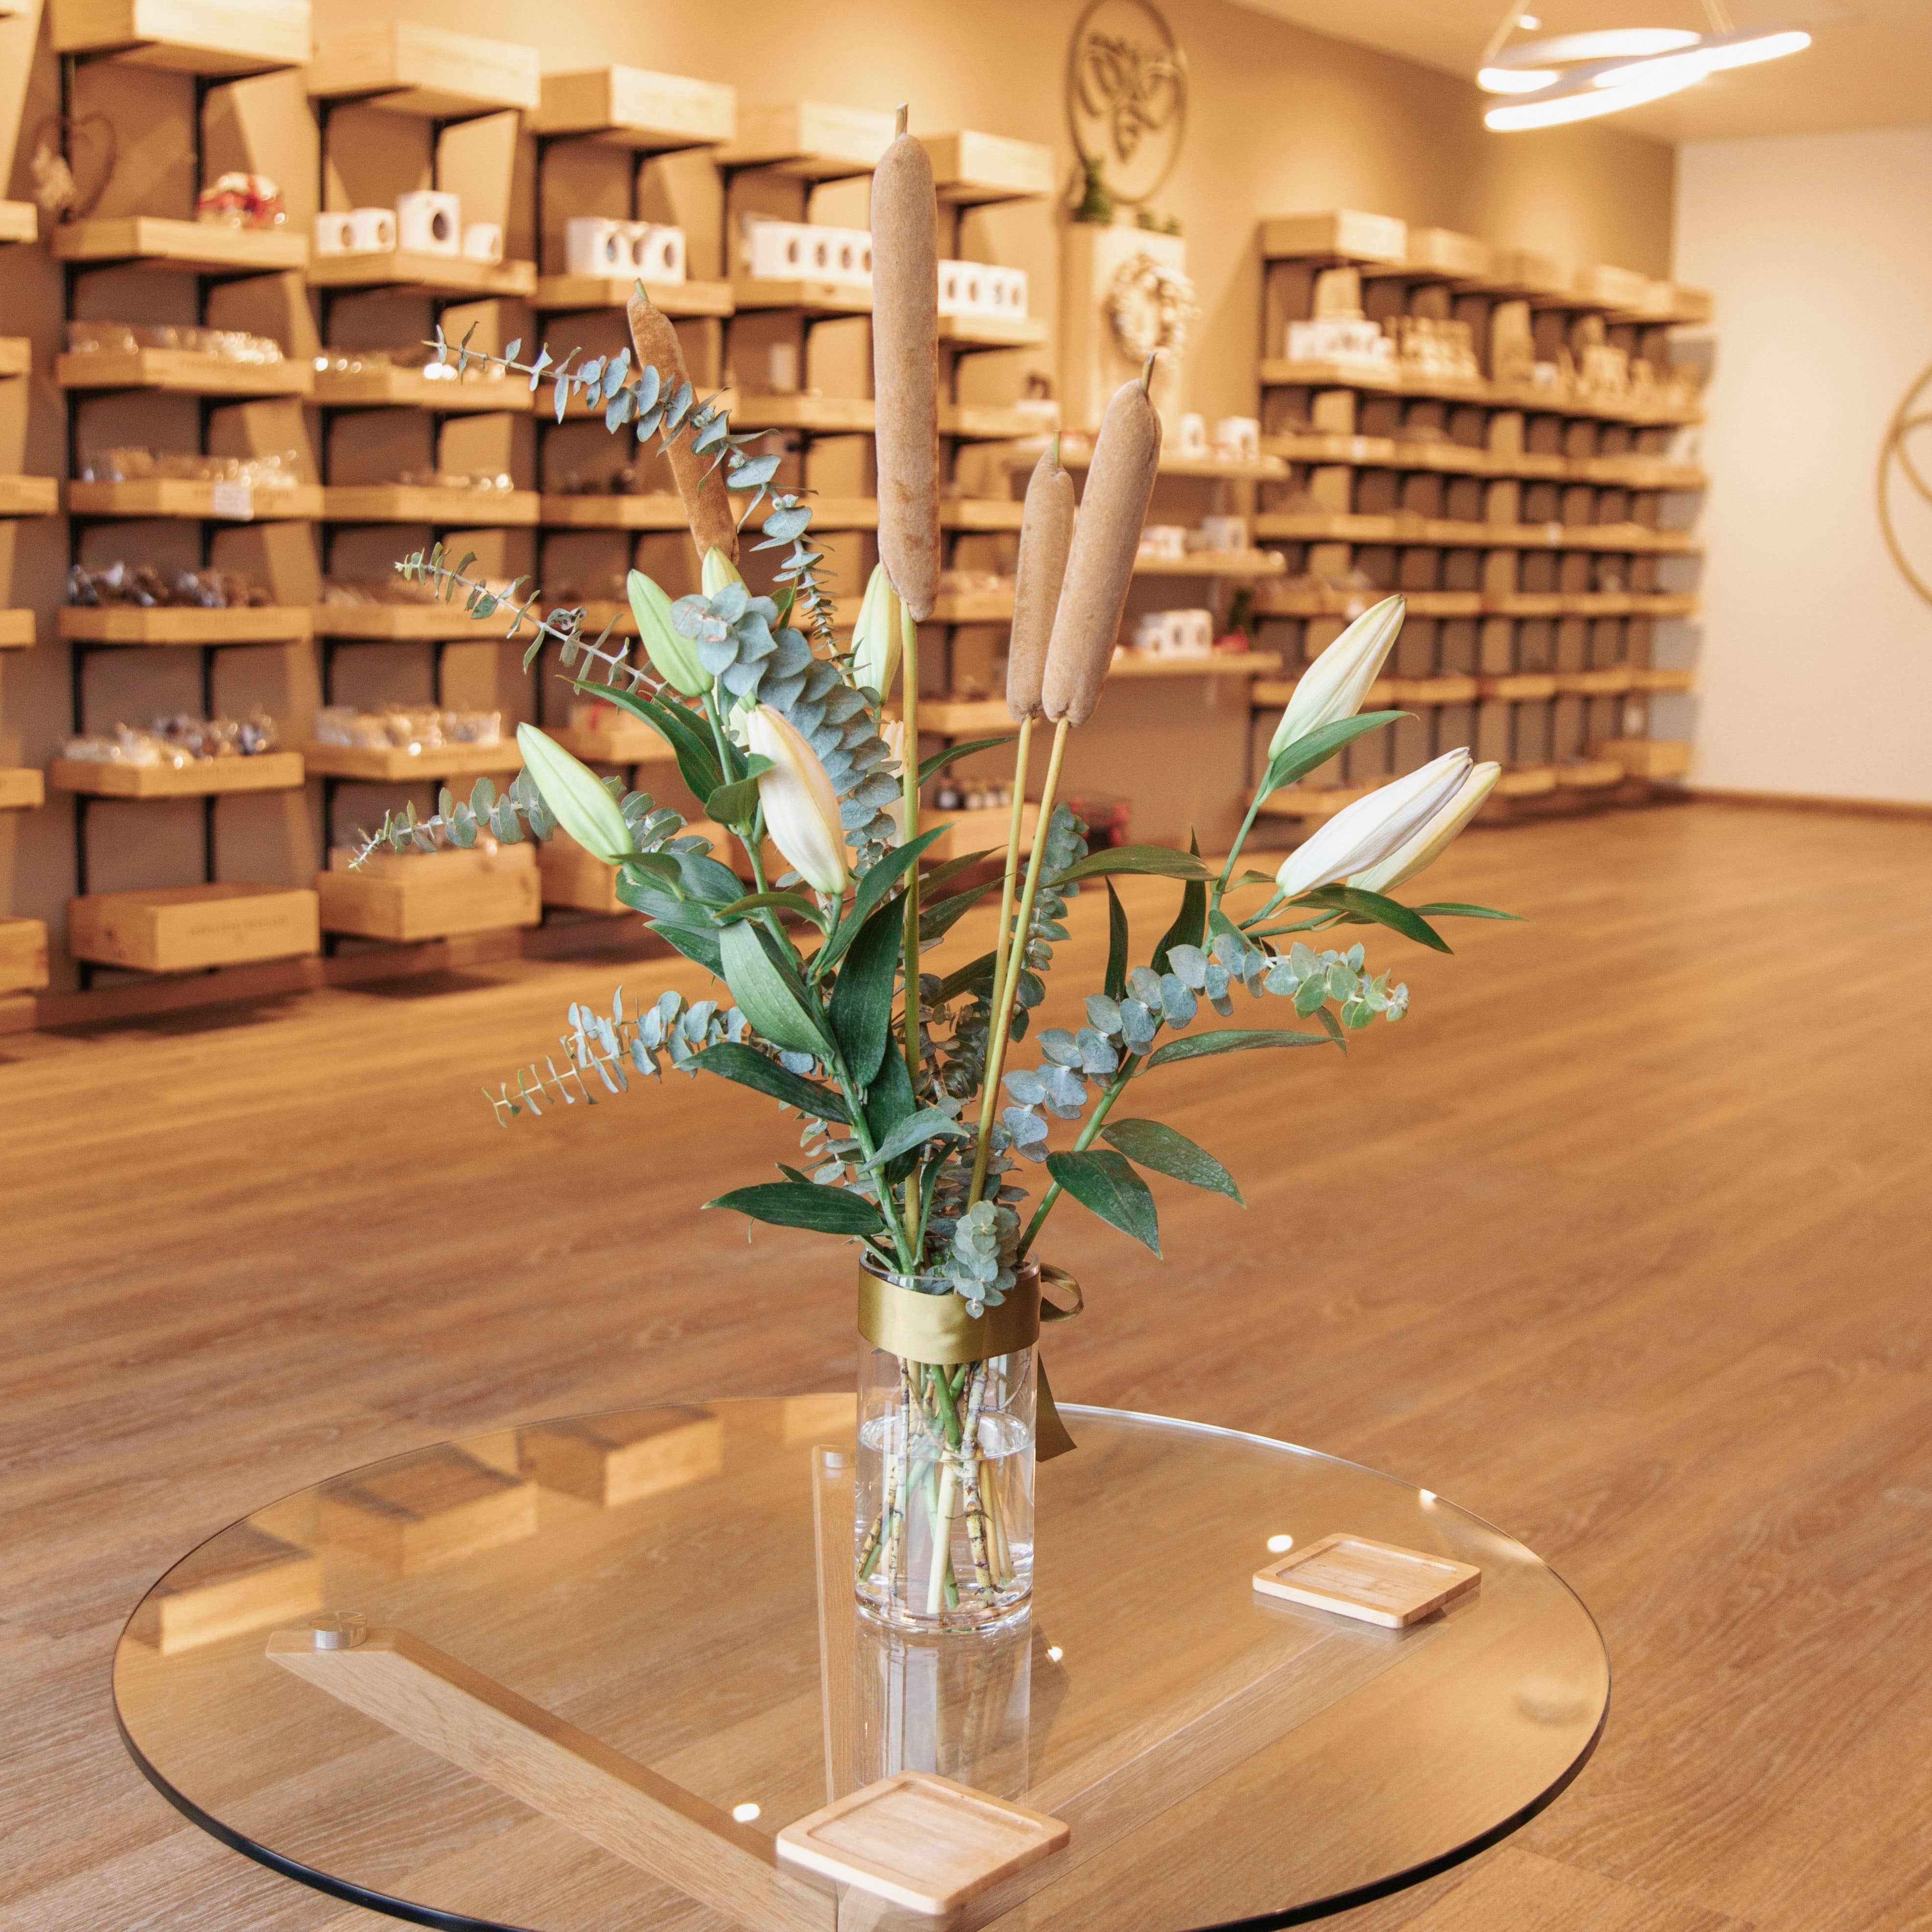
[716,102,893,180]
[1487,247,1575,300]
[1252,512,1700,554]
[1478,673,1559,700]
[728,278,873,316]
[49,751,307,799]
[0,476,60,517]
[311,366,532,412]
[318,485,539,527]
[306,252,538,300]
[1132,550,1285,579]
[59,606,313,645]
[49,0,310,75]
[940,499,1023,532]
[941,403,1050,441]
[1630,667,1696,693]
[1360,227,1495,285]
[53,217,310,275]
[928,589,1016,625]
[67,883,320,972]
[1257,782,1378,821]
[313,603,538,642]
[531,275,734,317]
[0,338,30,378]
[1110,650,1283,679]
[938,314,1046,352]
[1259,210,1409,266]
[1572,264,1655,313]
[317,844,541,942]
[531,66,735,149]
[0,767,45,811]
[302,741,524,783]
[1553,758,1628,791]
[55,348,312,397]
[1552,668,1637,696]
[0,917,50,993]
[1049,449,1289,482]
[306,23,540,118]
[916,697,1012,738]
[1252,587,1484,620]
[545,721,677,766]
[1257,361,1702,429]
[0,202,37,245]
[68,479,321,520]
[0,610,36,649]
[1495,765,1559,798]
[1592,737,1693,780]
[918,131,1055,208]
[924,802,1037,864]
[1257,673,1482,711]
[732,394,874,435]
[538,493,688,531]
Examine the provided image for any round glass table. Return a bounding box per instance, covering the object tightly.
[114,1401,1608,1932]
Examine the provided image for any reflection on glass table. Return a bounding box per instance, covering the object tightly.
[114,1401,1609,1932]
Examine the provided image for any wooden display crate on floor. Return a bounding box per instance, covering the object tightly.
[68,885,320,972]
[49,0,311,74]
[130,1524,323,1654]
[0,917,49,992]
[318,842,541,943]
[318,1446,538,1575]
[1594,737,1693,780]
[520,1409,724,1508]
[0,768,44,810]
[48,751,305,799]
[532,66,736,148]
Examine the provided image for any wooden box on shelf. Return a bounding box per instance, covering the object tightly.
[533,67,736,148]
[716,100,894,178]
[918,131,1054,205]
[67,884,321,973]
[317,841,540,943]
[1259,210,1407,264]
[318,1446,537,1576]
[0,918,49,993]
[531,273,733,316]
[926,803,1037,864]
[306,252,538,300]
[306,22,541,117]
[48,0,311,74]
[1573,263,1653,311]
[129,1524,324,1655]
[309,365,530,412]
[545,717,676,766]
[312,603,531,643]
[1593,737,1693,780]
[0,768,44,810]
[1400,227,1493,281]
[58,605,313,646]
[52,216,310,274]
[536,831,625,914]
[54,348,312,397]
[0,202,37,246]
[519,1408,724,1508]
[301,739,523,782]
[48,751,306,799]
[1489,246,1573,299]
[66,479,322,521]
[0,476,60,518]
[0,610,34,648]
[318,484,539,527]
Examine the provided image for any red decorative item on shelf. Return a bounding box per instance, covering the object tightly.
[195,173,285,231]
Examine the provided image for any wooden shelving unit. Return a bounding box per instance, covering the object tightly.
[538,492,688,531]
[0,611,35,649]
[58,606,313,645]
[302,740,524,783]
[48,751,306,798]
[0,767,45,810]
[0,918,49,993]
[48,0,311,75]
[68,884,320,972]
[318,485,540,528]
[310,365,531,412]
[531,275,732,316]
[51,217,310,275]
[306,251,537,300]
[55,348,312,397]
[306,22,540,117]
[1134,550,1285,580]
[0,476,59,517]
[68,479,321,520]
[317,845,541,942]
[313,603,539,642]
[545,720,678,766]
[531,66,735,149]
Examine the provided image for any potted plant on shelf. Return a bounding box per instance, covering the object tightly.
[349,120,1514,1632]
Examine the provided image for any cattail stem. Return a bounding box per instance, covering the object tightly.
[900,596,921,1091]
[1141,351,1158,394]
[967,715,1071,1206]
[967,713,1034,1188]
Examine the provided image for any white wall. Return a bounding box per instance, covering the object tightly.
[1674,125,1932,805]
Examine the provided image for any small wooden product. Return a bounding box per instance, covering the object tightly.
[1253,1533,1480,1628]
[0,916,50,992]
[67,885,319,972]
[135,1524,323,1653]
[519,1408,724,1508]
[318,1445,537,1575]
[776,1771,1069,1915]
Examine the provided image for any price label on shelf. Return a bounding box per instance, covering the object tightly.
[210,481,254,520]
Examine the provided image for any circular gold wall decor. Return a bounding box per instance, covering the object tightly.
[1067,0,1187,206]
[1878,360,1932,609]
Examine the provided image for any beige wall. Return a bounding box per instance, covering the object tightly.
[1673,123,1932,807]
[0,0,1674,986]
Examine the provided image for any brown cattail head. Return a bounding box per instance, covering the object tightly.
[627,287,738,563]
[1007,445,1076,721]
[1041,381,1162,727]
[869,130,940,620]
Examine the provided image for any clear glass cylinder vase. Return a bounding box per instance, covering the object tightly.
[854,1263,1038,1633]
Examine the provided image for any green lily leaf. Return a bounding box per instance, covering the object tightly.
[918,735,1016,784]
[714,887,820,924]
[1104,881,1128,1003]
[1409,901,1524,921]
[570,679,722,801]
[865,1107,970,1168]
[703,754,775,829]
[1101,1119,1243,1204]
[1144,1026,1336,1066]
[936,950,996,1005]
[1297,886,1451,954]
[1045,1149,1161,1256]
[1152,832,1207,975]
[815,823,950,977]
[704,1182,882,1234]
[1260,711,1406,801]
[827,901,903,1090]
[919,876,1001,944]
[690,1042,849,1122]
[718,918,828,1057]
[1054,844,1216,885]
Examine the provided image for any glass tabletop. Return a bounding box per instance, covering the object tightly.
[113,1401,1608,1932]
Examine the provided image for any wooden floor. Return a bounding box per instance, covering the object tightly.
[4,800,1930,1932]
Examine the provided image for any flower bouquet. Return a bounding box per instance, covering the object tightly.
[351,120,1513,1631]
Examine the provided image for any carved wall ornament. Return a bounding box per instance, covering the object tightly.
[1066,0,1187,206]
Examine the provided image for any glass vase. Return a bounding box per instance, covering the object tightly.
[854,1260,1038,1633]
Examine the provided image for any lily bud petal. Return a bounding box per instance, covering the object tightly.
[1350,761,1501,893]
[627,568,707,697]
[1269,594,1406,759]
[746,704,849,895]
[879,718,912,846]
[1275,749,1472,898]
[701,547,744,597]
[848,563,901,700]
[516,724,636,864]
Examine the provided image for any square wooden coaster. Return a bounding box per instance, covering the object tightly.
[776,1770,1069,1914]
[1253,1533,1481,1628]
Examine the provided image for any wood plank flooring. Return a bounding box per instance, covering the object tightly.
[2,800,1929,1931]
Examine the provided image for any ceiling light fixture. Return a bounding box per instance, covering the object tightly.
[1476,2,1811,130]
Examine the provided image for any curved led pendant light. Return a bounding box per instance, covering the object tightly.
[1477,3,1811,130]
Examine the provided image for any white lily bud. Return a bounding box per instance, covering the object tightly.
[879,718,911,846]
[516,724,636,864]
[626,568,707,698]
[1275,749,1473,899]
[746,704,850,895]
[701,546,744,597]
[1349,761,1501,893]
[1269,594,1406,759]
[848,563,900,700]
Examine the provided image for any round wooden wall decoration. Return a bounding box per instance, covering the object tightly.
[1066,0,1188,207]
[1878,360,1932,609]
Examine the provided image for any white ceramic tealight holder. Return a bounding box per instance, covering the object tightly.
[1137,524,1187,560]
[744,217,809,281]
[812,225,871,287]
[1196,514,1248,553]
[313,211,355,255]
[337,207,394,253]
[1214,415,1260,462]
[1177,411,1209,458]
[462,222,503,265]
[565,216,626,277]
[625,222,685,282]
[397,190,461,256]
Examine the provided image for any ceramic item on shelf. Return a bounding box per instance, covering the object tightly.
[396,190,461,255]
[1214,414,1260,461]
[1177,411,1208,457]
[624,221,684,281]
[462,223,503,265]
[565,216,625,276]
[345,207,394,252]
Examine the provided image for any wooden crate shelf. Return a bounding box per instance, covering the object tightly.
[729,278,873,316]
[68,479,320,520]
[1254,673,1480,710]
[1593,737,1693,779]
[545,721,677,766]
[311,365,531,412]
[318,485,539,527]
[1495,765,1559,798]
[1630,666,1696,693]
[49,751,306,799]
[1258,436,1703,492]
[716,101,894,179]
[0,337,31,378]
[536,835,625,914]
[531,67,736,149]
[538,492,687,531]
[0,476,60,518]
[1479,673,1558,700]
[940,499,1023,532]
[68,884,320,972]
[314,603,537,642]
[303,740,523,783]
[306,252,537,300]
[1252,511,1698,554]
[49,0,310,75]
[928,589,1015,625]
[732,394,874,434]
[0,917,50,993]
[59,605,313,645]
[53,216,310,275]
[939,314,1046,352]
[1260,210,1409,265]
[918,697,1013,737]
[306,23,540,117]
[0,202,37,246]
[1110,650,1283,679]
[1553,667,1636,696]
[1053,450,1289,482]
[1253,587,1482,620]
[1553,758,1627,791]
[919,131,1055,207]
[531,275,733,316]
[1258,782,1377,821]
[1251,587,1694,621]
[925,803,1036,863]
[941,403,1048,441]
[0,767,45,811]
[55,348,311,396]
[1133,550,1284,579]
[1257,361,1701,428]
[318,845,542,943]
[0,609,35,648]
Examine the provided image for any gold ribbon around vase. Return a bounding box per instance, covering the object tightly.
[858,1260,1084,1459]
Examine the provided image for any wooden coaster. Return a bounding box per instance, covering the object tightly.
[776,1770,1069,1914]
[1252,1533,1481,1628]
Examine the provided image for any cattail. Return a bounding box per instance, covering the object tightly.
[1008,445,1076,722]
[869,118,940,620]
[1042,377,1161,727]
[627,288,738,564]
